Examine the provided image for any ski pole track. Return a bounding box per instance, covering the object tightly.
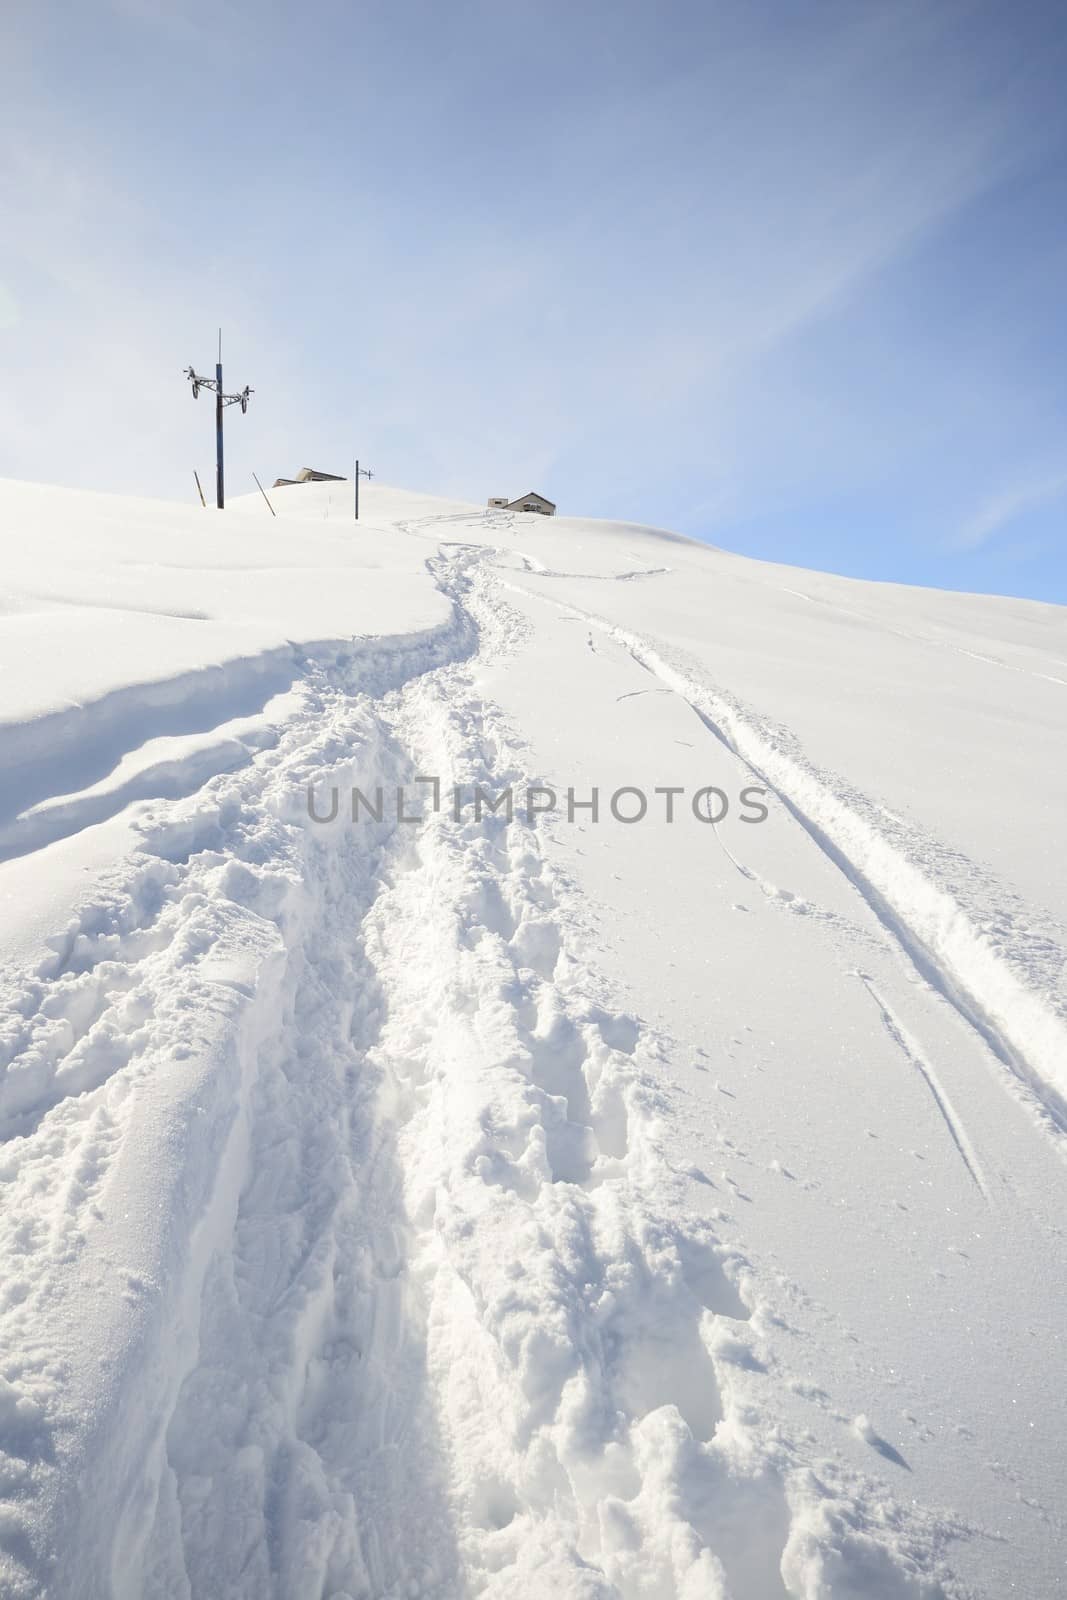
[856,977,989,1199]
[0,527,964,1598]
[502,577,1067,1158]
[708,821,988,1198]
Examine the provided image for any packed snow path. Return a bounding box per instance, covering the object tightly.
[0,481,1065,1598]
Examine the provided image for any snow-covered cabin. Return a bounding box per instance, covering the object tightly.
[487,491,556,515]
[273,466,348,487]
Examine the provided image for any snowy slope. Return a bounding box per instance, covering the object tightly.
[0,476,1065,1600]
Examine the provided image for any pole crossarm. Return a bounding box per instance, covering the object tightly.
[185,369,253,408]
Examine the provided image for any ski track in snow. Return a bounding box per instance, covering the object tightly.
[0,520,988,1598]
[503,576,1067,1159]
[855,977,988,1199]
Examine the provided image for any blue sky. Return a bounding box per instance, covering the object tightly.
[3,0,1067,601]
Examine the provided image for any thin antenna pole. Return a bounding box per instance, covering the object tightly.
[355,459,359,521]
[194,469,206,507]
[215,339,224,509]
[252,471,277,516]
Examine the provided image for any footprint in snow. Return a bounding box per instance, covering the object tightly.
[853,1413,910,1470]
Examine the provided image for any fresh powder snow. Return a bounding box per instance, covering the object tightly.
[0,475,1064,1599]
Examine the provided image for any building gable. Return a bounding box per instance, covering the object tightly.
[505,491,556,514]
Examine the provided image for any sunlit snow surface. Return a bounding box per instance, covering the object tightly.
[0,476,1064,1599]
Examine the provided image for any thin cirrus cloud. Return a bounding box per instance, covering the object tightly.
[958,470,1067,551]
[346,17,1029,523]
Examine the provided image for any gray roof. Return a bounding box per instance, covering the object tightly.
[507,490,556,509]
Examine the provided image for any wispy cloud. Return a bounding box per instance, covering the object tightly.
[957,469,1067,550]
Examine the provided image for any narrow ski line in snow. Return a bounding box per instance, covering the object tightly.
[856,975,988,1198]
[709,808,884,955]
[506,580,1067,1156]
[707,801,997,1199]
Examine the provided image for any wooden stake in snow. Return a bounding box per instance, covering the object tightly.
[193,470,206,508]
[252,472,277,517]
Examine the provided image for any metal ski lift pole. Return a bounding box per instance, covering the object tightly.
[215,329,224,509]
[183,331,254,512]
[354,460,374,522]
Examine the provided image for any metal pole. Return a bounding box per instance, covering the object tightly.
[354,459,359,521]
[215,330,224,509]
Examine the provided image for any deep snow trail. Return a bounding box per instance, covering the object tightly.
[0,618,473,1599]
[3,505,1062,1598]
[135,546,870,1599]
[152,546,964,1597]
